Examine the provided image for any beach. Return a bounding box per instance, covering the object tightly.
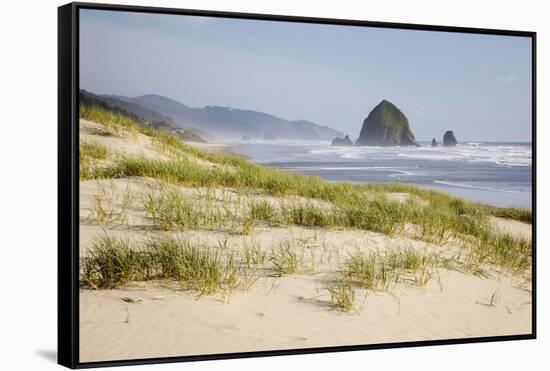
[78,111,533,362]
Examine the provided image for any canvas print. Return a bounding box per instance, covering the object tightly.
[78,9,533,363]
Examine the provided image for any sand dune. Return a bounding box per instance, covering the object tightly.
[79,178,532,362]
[80,265,531,362]
[78,115,532,362]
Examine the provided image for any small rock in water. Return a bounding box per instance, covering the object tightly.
[331,134,353,146]
[443,130,458,146]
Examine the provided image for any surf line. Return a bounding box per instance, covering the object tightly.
[433,180,531,195]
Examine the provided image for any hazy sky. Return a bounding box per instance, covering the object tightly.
[80,9,532,141]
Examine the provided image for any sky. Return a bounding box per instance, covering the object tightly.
[80,9,533,142]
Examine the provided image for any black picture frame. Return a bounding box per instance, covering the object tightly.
[58,2,537,368]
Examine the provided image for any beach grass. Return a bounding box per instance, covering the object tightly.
[343,251,399,291]
[82,236,139,289]
[143,187,201,231]
[79,104,532,276]
[87,193,128,226]
[80,141,109,179]
[242,238,267,267]
[327,279,356,312]
[80,104,142,137]
[249,200,275,222]
[82,235,255,295]
[85,182,133,227]
[80,141,108,160]
[341,247,450,291]
[270,240,301,276]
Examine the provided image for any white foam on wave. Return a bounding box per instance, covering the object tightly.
[283,165,418,178]
[283,166,403,171]
[310,143,532,167]
[388,169,415,177]
[433,180,531,195]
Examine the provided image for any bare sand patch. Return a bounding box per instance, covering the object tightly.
[489,216,532,240]
[80,266,531,362]
[80,119,224,169]
[80,119,169,161]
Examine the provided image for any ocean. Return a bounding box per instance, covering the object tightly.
[233,141,533,209]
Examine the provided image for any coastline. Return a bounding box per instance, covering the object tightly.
[231,141,532,210]
[78,111,533,362]
[187,141,244,156]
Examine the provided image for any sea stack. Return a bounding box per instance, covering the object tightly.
[355,100,417,146]
[331,135,353,146]
[263,132,277,141]
[431,138,438,147]
[443,130,457,146]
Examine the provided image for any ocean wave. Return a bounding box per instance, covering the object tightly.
[309,143,532,167]
[283,166,405,171]
[282,165,418,178]
[388,169,415,177]
[433,180,531,195]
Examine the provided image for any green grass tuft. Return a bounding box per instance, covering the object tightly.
[249,200,275,222]
[270,240,301,276]
[343,251,398,291]
[80,141,108,160]
[327,279,356,312]
[82,235,255,295]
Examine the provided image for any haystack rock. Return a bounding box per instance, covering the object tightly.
[355,100,417,146]
[443,130,457,146]
[331,135,353,146]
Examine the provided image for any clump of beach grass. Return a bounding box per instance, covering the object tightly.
[143,185,254,232]
[82,235,256,295]
[340,246,449,292]
[242,238,267,268]
[86,183,136,227]
[80,141,110,179]
[145,236,250,295]
[386,246,440,273]
[143,187,200,231]
[285,203,333,228]
[80,105,140,137]
[82,236,140,289]
[489,207,532,223]
[270,240,302,276]
[80,141,108,161]
[249,200,275,222]
[87,194,128,227]
[327,279,356,312]
[343,251,398,291]
[477,233,532,275]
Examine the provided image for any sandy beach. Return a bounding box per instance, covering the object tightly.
[78,116,532,363]
[80,266,531,362]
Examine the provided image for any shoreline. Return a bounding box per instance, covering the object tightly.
[228,142,532,210]
[188,141,245,157]
[78,111,532,362]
